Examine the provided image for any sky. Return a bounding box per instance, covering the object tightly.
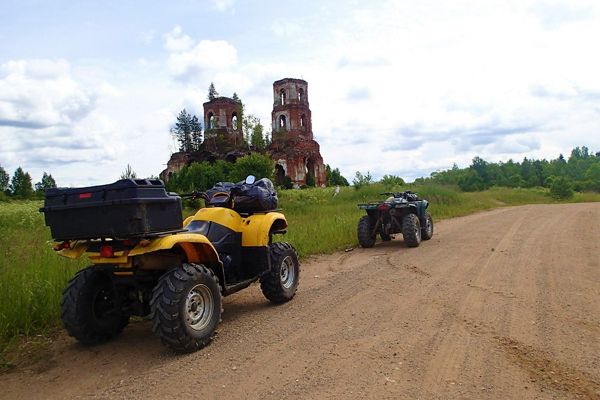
[1,0,600,186]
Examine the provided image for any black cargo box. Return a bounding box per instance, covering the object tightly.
[40,179,182,241]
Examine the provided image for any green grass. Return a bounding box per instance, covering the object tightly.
[0,202,86,355]
[1,185,600,355]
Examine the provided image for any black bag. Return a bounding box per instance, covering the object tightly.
[233,178,278,213]
[206,182,235,200]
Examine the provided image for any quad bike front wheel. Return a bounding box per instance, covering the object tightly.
[421,212,434,240]
[61,267,129,345]
[260,242,300,303]
[150,263,222,353]
[357,215,376,248]
[402,213,422,247]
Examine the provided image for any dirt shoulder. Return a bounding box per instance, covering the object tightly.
[1,203,599,400]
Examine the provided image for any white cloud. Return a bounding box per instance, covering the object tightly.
[212,0,235,13]
[164,27,238,82]
[163,26,194,52]
[0,58,125,185]
[0,59,96,128]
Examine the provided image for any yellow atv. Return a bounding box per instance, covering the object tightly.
[41,176,299,353]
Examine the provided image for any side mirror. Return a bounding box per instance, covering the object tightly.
[245,175,256,185]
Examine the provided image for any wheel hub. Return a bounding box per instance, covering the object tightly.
[185,284,214,331]
[280,256,296,289]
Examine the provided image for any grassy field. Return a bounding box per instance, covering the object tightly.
[1,185,599,357]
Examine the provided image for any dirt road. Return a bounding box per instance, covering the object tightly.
[2,203,599,399]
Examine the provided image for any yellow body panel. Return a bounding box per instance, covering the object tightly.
[56,234,220,266]
[240,212,287,247]
[128,234,220,265]
[54,208,286,263]
[188,207,287,247]
[57,242,88,259]
[191,207,243,232]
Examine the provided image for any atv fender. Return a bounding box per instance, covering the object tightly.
[56,242,89,259]
[241,212,287,247]
[128,234,221,266]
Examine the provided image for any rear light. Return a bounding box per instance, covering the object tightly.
[378,203,390,211]
[79,192,92,199]
[99,245,114,258]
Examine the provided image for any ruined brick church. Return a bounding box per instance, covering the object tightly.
[160,78,326,187]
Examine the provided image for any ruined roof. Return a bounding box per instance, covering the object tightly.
[202,96,241,106]
[273,78,307,85]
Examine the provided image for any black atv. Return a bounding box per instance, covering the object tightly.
[357,191,433,248]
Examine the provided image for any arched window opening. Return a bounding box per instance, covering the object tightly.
[275,164,286,186]
[231,112,238,130]
[300,114,306,128]
[279,115,287,130]
[280,89,286,105]
[208,112,216,129]
[298,88,304,102]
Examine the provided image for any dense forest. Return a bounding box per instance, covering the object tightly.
[416,146,600,196]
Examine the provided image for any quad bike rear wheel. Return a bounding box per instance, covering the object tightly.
[61,267,129,345]
[402,213,422,247]
[150,263,222,353]
[421,212,434,240]
[260,242,300,303]
[357,215,376,248]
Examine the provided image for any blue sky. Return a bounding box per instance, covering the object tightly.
[1,0,600,186]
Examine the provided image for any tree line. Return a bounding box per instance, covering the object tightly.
[0,166,56,200]
[415,146,600,198]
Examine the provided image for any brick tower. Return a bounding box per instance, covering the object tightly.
[203,96,244,149]
[270,78,326,187]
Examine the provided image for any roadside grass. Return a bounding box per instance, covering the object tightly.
[1,186,599,362]
[0,201,86,368]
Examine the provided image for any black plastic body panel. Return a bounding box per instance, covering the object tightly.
[185,220,269,285]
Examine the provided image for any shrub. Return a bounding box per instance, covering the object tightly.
[229,153,274,183]
[352,171,373,190]
[550,176,574,199]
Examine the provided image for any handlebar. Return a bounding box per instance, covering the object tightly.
[179,191,208,201]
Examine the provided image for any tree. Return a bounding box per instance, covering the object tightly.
[325,165,349,186]
[550,176,574,200]
[458,169,484,192]
[35,172,57,192]
[9,167,34,198]
[190,115,203,151]
[229,153,274,182]
[232,92,244,126]
[379,174,405,187]
[243,115,267,151]
[0,165,9,193]
[352,171,373,190]
[208,82,219,101]
[120,164,137,179]
[171,109,202,153]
